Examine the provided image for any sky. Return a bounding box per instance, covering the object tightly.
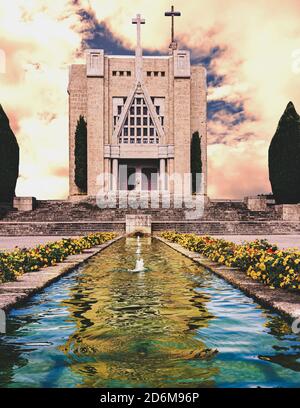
[1,0,300,199]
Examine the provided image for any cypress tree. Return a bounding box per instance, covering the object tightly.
[0,105,19,204]
[191,131,202,194]
[74,115,87,193]
[269,102,300,204]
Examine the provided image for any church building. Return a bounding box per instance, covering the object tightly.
[68,9,207,199]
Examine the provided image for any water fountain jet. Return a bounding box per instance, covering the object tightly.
[129,258,145,272]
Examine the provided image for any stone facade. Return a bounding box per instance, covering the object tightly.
[68,36,207,200]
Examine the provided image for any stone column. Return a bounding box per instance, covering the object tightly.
[104,158,111,191]
[160,158,166,191]
[168,158,174,194]
[112,159,118,191]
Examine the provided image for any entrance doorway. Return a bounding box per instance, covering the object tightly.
[141,167,158,191]
[119,160,159,191]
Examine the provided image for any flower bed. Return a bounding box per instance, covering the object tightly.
[161,231,300,291]
[0,232,117,283]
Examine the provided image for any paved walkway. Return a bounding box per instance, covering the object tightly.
[1,235,300,252]
[0,236,75,251]
[214,235,300,250]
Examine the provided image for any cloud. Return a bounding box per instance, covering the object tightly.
[1,0,300,199]
[82,0,300,196]
[208,140,271,199]
[0,0,84,199]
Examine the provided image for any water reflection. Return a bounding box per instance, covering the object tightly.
[59,238,217,387]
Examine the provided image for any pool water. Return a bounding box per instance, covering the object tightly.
[0,237,300,388]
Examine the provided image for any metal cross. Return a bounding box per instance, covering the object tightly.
[165,5,181,44]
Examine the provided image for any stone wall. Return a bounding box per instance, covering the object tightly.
[173,77,191,187]
[87,76,104,196]
[125,214,151,235]
[244,196,267,211]
[68,65,87,197]
[190,66,207,196]
[13,197,36,212]
[275,204,300,221]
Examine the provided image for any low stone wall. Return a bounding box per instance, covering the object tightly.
[125,214,152,235]
[244,196,267,211]
[68,194,88,203]
[13,197,36,212]
[275,204,300,221]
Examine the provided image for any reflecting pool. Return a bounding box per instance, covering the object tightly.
[0,237,300,388]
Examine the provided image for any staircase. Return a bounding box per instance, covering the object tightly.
[1,198,188,222]
[0,198,298,236]
[203,201,281,221]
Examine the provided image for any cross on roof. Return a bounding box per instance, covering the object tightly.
[132,14,145,83]
[132,14,145,51]
[165,5,181,47]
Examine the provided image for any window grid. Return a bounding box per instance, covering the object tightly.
[114,96,164,144]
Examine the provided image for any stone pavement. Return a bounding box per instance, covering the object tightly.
[1,234,300,252]
[0,236,75,251]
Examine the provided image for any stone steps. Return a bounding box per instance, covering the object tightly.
[152,221,300,235]
[0,222,125,236]
[0,198,287,237]
[1,219,300,236]
[2,205,187,222]
[1,199,280,222]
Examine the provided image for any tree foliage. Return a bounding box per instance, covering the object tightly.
[191,131,202,193]
[0,105,19,203]
[74,115,87,193]
[269,102,300,204]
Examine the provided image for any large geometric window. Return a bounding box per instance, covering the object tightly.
[113,95,164,144]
